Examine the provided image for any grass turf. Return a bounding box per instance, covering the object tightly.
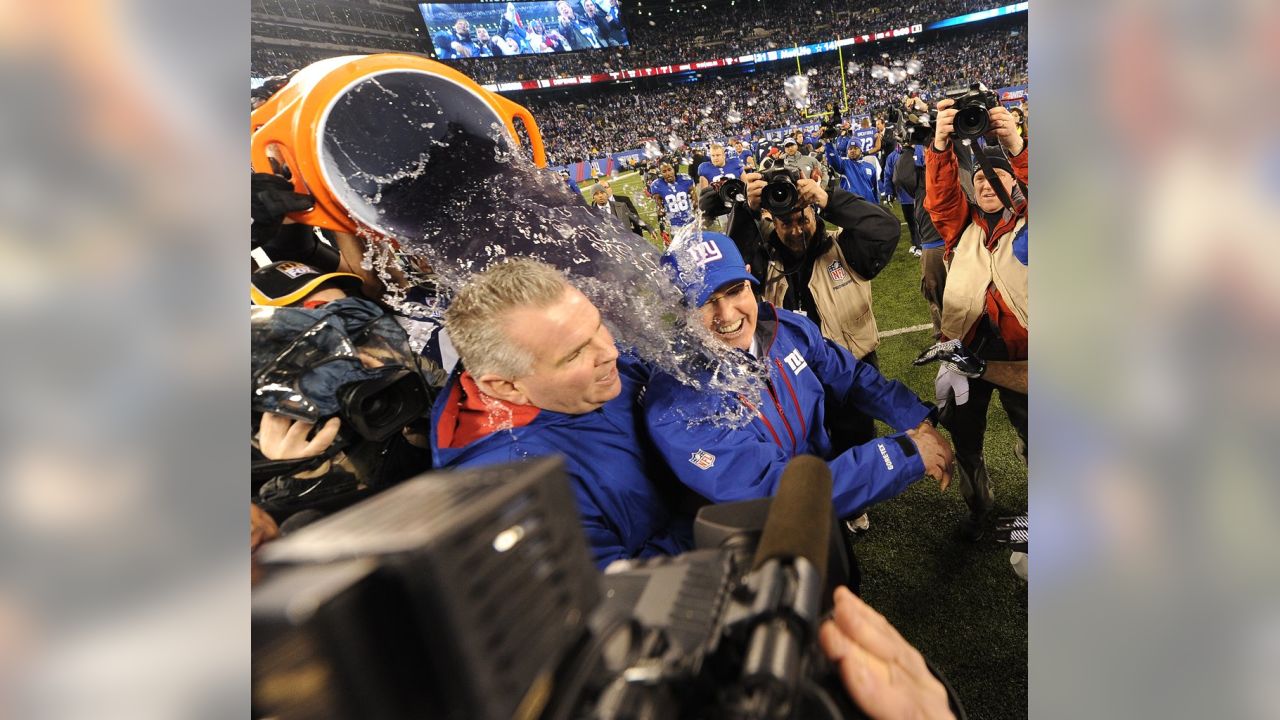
[591,172,1028,720]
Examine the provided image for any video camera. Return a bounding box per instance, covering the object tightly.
[943,82,1000,140]
[759,167,804,216]
[252,456,888,720]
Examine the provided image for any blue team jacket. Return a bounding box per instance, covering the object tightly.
[431,354,692,569]
[643,305,931,518]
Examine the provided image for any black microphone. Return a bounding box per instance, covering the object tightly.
[751,454,833,586]
[736,455,835,716]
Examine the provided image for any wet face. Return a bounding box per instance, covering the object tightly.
[710,146,726,166]
[699,280,757,351]
[502,286,621,414]
[973,168,1017,213]
[772,205,818,251]
[661,163,675,182]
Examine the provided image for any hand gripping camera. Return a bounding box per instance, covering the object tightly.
[943,82,1000,140]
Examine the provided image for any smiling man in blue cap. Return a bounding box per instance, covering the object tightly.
[644,232,955,523]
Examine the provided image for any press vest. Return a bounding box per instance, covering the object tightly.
[941,216,1028,347]
[763,233,879,359]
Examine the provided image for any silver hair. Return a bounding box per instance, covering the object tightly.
[444,259,571,378]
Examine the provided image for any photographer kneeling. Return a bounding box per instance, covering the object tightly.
[923,93,1028,541]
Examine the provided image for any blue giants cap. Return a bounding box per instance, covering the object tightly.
[661,231,758,306]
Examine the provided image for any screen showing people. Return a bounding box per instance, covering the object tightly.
[420,0,630,58]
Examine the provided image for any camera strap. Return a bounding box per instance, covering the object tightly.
[965,140,1021,214]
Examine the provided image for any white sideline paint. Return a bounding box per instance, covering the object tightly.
[879,323,932,339]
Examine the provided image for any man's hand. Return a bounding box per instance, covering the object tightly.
[797,167,829,208]
[741,171,767,211]
[932,98,957,152]
[913,339,986,378]
[251,504,280,552]
[259,413,342,460]
[906,422,954,491]
[986,105,1025,155]
[819,586,956,720]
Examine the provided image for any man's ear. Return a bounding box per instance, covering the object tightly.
[473,373,532,406]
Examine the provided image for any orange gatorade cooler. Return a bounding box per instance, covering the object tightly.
[250,53,546,238]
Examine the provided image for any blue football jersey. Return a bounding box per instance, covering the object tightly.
[853,127,879,154]
[697,157,744,185]
[648,175,697,228]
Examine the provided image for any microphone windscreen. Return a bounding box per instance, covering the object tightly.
[750,455,833,583]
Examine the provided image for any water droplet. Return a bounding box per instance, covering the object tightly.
[905,59,923,75]
[870,64,889,80]
[888,68,908,84]
[806,68,818,76]
[642,141,662,158]
[668,134,685,150]
[715,89,724,96]
[726,109,742,124]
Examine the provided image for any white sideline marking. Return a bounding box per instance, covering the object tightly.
[879,323,932,339]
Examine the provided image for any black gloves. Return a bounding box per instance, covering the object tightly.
[252,172,314,248]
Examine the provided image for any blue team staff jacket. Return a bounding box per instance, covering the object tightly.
[431,353,692,569]
[643,304,932,519]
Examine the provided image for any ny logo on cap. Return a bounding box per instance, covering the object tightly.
[691,240,724,267]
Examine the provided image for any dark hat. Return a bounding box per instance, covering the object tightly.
[972,146,1014,178]
[251,261,364,306]
[662,232,758,306]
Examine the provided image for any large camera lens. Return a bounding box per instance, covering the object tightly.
[763,179,798,215]
[339,370,431,442]
[718,178,747,205]
[953,104,990,139]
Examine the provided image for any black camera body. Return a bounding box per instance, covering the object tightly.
[760,167,803,216]
[903,108,938,146]
[944,82,1000,140]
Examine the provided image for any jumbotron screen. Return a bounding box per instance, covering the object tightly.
[420,1,631,59]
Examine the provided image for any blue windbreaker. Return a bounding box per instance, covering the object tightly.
[838,157,880,204]
[643,305,931,518]
[431,353,692,568]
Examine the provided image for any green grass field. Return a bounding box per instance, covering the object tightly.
[590,170,1028,720]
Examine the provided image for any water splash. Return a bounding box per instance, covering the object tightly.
[725,109,742,125]
[869,64,890,80]
[315,73,767,424]
[905,59,923,75]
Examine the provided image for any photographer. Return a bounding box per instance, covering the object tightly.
[923,94,1028,540]
[250,262,435,536]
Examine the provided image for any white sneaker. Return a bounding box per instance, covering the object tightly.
[910,246,923,257]
[845,513,871,534]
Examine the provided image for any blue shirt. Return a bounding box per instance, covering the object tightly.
[838,157,879,203]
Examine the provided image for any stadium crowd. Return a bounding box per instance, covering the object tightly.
[250,8,1029,717]
[526,24,1026,164]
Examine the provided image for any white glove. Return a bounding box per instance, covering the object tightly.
[935,363,970,406]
